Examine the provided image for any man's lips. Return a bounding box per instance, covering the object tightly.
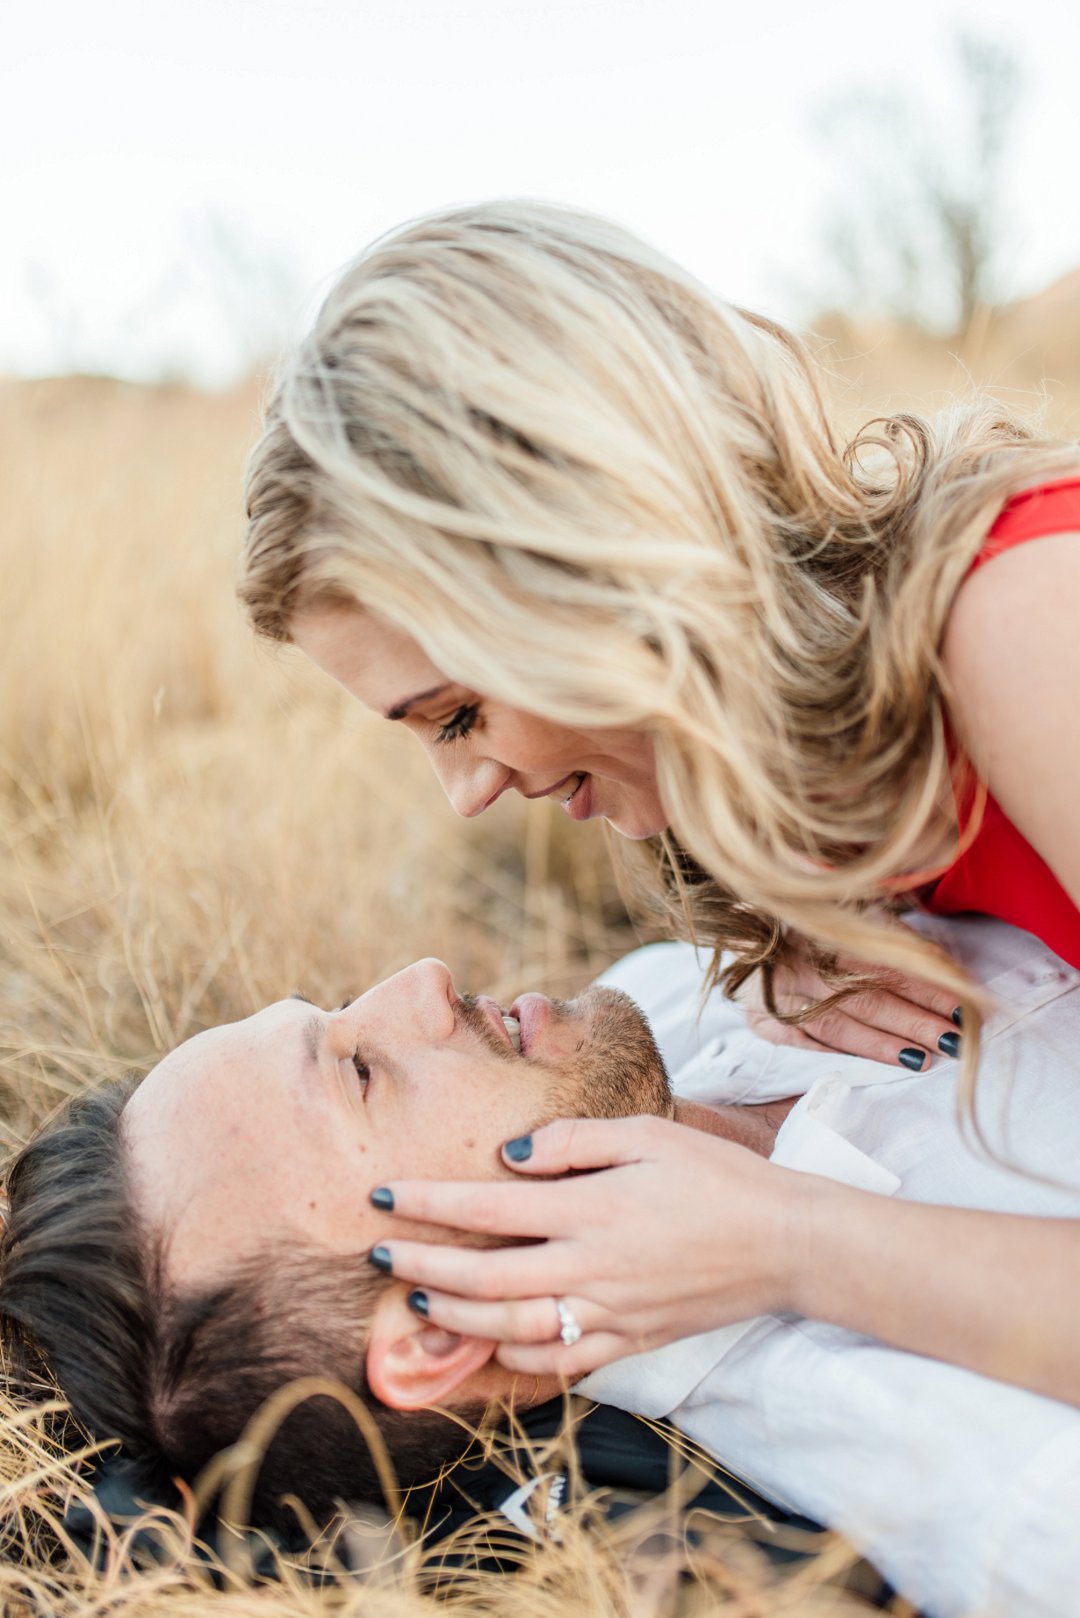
[509,993,553,1057]
[475,995,518,1051]
[472,993,555,1057]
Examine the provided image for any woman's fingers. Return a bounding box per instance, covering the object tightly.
[835,988,958,1053]
[749,998,953,1068]
[787,978,959,1060]
[798,1009,929,1068]
[403,1286,604,1347]
[832,955,961,1023]
[499,1113,669,1175]
[793,988,959,1068]
[368,1125,801,1380]
[748,942,965,1066]
[372,1175,581,1238]
[379,1120,673,1236]
[370,1235,559,1300]
[496,1332,634,1380]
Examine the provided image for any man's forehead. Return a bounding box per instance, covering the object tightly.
[121,998,322,1277]
[125,999,305,1121]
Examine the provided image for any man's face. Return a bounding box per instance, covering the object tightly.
[124,960,671,1291]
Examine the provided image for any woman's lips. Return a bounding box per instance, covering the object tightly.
[539,771,579,801]
[561,772,593,822]
[537,772,594,820]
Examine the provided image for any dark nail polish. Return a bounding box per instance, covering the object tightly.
[370,1187,394,1211]
[898,1047,926,1072]
[938,1030,961,1058]
[408,1290,429,1318]
[369,1246,392,1274]
[504,1134,533,1163]
[951,1006,963,1028]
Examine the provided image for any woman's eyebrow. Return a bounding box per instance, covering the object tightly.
[386,683,452,721]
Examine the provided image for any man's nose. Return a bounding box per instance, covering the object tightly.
[363,957,458,1041]
[429,749,513,818]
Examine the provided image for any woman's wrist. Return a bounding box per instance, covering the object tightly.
[770,1177,1080,1405]
[773,1170,863,1320]
[778,1173,926,1335]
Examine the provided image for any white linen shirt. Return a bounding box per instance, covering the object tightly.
[577,916,1080,1618]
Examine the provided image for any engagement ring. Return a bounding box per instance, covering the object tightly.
[555,1297,582,1346]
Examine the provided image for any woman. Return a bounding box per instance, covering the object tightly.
[240,200,1080,1404]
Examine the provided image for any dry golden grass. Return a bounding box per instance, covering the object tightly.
[0,378,640,1135]
[818,280,1080,437]
[1,298,1078,1613]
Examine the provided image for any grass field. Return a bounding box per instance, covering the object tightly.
[1,295,1077,1614]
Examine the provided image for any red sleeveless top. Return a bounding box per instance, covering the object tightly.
[920,478,1080,967]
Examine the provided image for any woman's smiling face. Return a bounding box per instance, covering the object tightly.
[292,603,669,839]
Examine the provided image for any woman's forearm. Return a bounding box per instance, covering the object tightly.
[786,1178,1080,1405]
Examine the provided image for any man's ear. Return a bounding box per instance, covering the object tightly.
[366,1284,497,1411]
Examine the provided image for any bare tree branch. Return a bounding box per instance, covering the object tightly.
[813,31,1024,336]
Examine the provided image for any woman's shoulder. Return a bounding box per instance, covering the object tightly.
[939,491,1080,908]
[941,477,1080,695]
[942,527,1080,747]
[943,477,1080,681]
[970,476,1080,575]
[943,476,1080,679]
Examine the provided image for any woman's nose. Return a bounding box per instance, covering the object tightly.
[431,751,513,818]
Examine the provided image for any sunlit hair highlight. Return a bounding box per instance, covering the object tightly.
[240,199,1080,1108]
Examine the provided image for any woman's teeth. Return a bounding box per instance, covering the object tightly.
[561,774,584,806]
[502,1014,522,1052]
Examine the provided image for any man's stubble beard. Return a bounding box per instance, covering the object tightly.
[455,984,671,1134]
[538,985,673,1126]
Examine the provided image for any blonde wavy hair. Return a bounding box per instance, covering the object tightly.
[240,199,1079,1099]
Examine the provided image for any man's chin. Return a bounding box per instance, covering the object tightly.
[550,985,672,1122]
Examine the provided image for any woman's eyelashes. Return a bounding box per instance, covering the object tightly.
[435,702,479,744]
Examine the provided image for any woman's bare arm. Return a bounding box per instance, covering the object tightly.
[793,1180,1080,1403]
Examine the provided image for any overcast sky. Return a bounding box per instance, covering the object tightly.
[5,0,1079,385]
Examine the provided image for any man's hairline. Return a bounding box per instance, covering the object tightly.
[116,1099,380,1323]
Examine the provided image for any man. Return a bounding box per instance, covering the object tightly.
[0,958,683,1540]
[2,915,1079,1616]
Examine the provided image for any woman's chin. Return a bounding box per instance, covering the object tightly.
[605,810,671,841]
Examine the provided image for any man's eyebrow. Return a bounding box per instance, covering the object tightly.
[286,994,322,1066]
[290,990,356,1010]
[300,1014,322,1067]
[385,683,452,721]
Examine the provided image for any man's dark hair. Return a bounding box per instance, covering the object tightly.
[0,1078,480,1537]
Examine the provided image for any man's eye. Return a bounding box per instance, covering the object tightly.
[352,1053,371,1095]
[435,703,479,744]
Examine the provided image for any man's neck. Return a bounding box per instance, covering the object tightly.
[674,1095,798,1158]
